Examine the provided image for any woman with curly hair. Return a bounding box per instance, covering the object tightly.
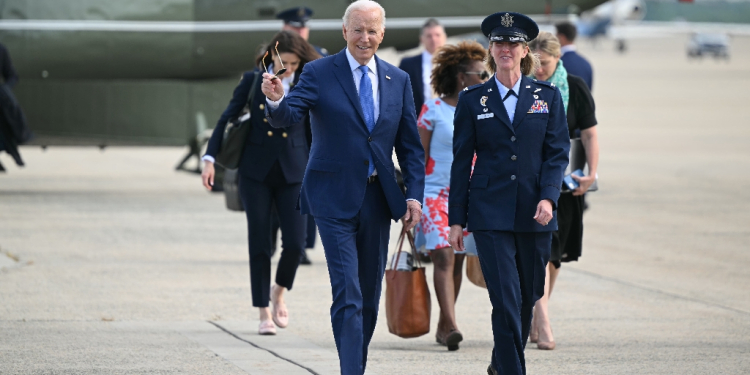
[414,40,489,351]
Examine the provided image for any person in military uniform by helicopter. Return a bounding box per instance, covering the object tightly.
[448,12,569,375]
[277,6,329,57]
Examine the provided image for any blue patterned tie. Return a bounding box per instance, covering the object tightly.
[358,65,376,176]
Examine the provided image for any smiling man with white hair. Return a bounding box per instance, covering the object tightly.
[261,0,425,373]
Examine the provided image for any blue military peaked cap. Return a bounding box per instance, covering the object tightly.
[481,12,539,43]
[277,6,314,27]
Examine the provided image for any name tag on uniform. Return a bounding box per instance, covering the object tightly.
[477,113,494,120]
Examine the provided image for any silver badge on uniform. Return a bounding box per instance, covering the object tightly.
[477,113,495,120]
[501,13,514,27]
[533,95,539,99]
[480,96,488,107]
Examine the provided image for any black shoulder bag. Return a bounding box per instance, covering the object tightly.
[217,71,261,212]
[215,71,262,170]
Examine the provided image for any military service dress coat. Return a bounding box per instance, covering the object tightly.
[449,75,570,233]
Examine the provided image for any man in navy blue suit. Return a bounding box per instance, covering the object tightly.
[262,1,425,373]
[398,18,447,118]
[556,21,593,90]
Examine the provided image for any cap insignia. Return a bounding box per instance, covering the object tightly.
[298,8,306,17]
[501,13,514,28]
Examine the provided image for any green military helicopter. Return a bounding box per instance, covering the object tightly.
[0,0,605,166]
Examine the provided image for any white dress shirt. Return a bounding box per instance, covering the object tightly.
[345,48,380,123]
[421,50,434,102]
[494,74,522,123]
[560,44,576,57]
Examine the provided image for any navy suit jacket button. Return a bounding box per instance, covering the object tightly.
[368,137,372,142]
[511,136,516,142]
[364,160,369,166]
[511,175,516,180]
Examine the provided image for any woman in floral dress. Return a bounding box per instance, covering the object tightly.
[414,40,488,351]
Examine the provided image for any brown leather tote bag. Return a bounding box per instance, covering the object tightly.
[385,226,431,338]
[466,256,487,289]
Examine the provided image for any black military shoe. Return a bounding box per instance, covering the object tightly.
[487,365,498,375]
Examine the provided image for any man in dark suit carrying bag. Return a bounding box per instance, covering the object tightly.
[261,1,425,373]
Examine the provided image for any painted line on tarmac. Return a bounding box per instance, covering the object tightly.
[208,321,321,375]
[567,268,750,316]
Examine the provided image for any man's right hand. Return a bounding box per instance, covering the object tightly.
[261,73,285,102]
[448,224,465,253]
[201,161,215,190]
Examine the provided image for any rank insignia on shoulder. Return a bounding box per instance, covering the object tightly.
[533,81,554,89]
[527,100,549,114]
[463,87,468,91]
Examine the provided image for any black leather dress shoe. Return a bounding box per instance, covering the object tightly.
[487,365,498,375]
[299,250,311,265]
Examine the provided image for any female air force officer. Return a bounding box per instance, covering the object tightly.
[448,12,570,375]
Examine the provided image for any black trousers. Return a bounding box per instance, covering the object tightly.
[239,169,306,307]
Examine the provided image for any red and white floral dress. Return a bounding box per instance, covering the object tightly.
[415,98,475,254]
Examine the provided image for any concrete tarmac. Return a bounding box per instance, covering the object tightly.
[1,36,750,374]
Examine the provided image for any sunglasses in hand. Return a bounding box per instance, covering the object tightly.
[262,41,287,80]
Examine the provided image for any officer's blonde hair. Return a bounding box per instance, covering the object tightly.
[528,31,562,58]
[343,0,386,29]
[486,41,540,76]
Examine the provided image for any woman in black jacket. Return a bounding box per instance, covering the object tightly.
[528,31,600,350]
[201,31,320,335]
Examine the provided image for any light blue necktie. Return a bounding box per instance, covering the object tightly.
[358,65,376,176]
